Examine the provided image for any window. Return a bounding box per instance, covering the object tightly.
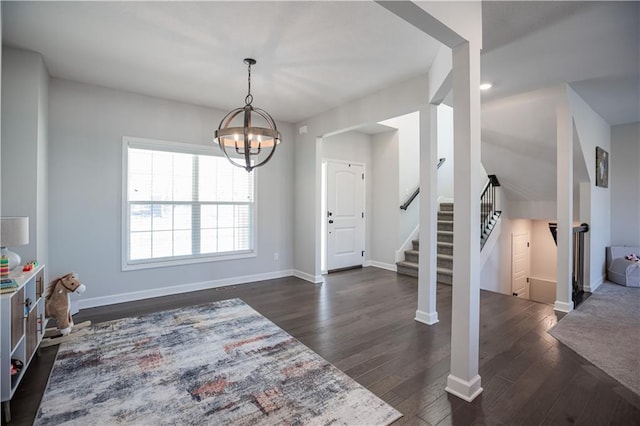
[122,137,255,270]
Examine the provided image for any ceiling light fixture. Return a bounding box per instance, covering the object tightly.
[479,82,493,91]
[214,58,281,172]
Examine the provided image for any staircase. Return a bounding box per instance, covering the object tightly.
[396,175,501,281]
[396,202,501,282]
[396,202,454,284]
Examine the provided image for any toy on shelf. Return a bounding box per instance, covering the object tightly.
[0,256,8,278]
[22,260,39,272]
[10,359,23,376]
[41,272,91,347]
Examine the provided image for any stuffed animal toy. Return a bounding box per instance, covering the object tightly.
[45,273,86,336]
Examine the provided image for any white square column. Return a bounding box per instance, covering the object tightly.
[446,41,483,402]
[416,105,439,325]
[555,94,574,312]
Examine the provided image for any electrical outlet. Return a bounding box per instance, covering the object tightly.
[273,252,279,261]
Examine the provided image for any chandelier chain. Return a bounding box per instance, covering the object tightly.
[245,61,253,105]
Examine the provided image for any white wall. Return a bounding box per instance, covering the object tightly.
[321,131,373,264]
[611,122,640,246]
[380,111,420,248]
[0,6,2,225]
[1,47,49,277]
[529,220,558,304]
[371,130,399,265]
[568,87,611,290]
[437,104,454,201]
[481,216,531,295]
[530,220,558,282]
[48,78,295,306]
[294,73,430,278]
[37,51,49,272]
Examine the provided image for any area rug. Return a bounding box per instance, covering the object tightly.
[548,282,640,396]
[35,298,401,425]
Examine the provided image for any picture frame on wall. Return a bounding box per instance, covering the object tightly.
[596,146,608,188]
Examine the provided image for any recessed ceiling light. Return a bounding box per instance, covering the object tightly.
[480,82,493,91]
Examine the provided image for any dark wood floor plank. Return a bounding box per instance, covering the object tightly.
[609,397,640,426]
[540,361,600,425]
[4,267,638,426]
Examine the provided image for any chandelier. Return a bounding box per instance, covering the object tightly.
[214,58,281,172]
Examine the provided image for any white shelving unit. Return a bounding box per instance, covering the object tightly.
[0,264,46,423]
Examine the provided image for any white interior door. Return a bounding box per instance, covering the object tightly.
[512,232,530,299]
[326,161,364,271]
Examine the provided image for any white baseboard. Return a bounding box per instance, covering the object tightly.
[584,275,604,293]
[445,374,483,402]
[415,309,439,325]
[293,269,324,284]
[366,261,397,272]
[554,300,574,313]
[79,269,296,309]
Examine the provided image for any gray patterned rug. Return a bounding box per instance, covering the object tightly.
[548,282,640,396]
[36,298,401,425]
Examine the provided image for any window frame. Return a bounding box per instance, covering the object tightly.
[121,136,258,271]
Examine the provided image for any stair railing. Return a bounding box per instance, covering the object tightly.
[546,222,589,307]
[399,157,446,210]
[572,223,589,307]
[480,174,501,249]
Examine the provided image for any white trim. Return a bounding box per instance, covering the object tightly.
[415,309,439,325]
[554,300,574,313]
[395,225,420,263]
[122,252,257,271]
[584,275,604,293]
[293,269,324,284]
[78,269,295,309]
[445,374,483,402]
[366,260,397,272]
[480,215,502,268]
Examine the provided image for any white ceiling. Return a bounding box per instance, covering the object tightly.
[2,2,638,204]
[3,1,637,126]
[479,1,638,202]
[2,1,443,124]
[481,1,639,126]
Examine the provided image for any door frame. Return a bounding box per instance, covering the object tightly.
[321,158,366,274]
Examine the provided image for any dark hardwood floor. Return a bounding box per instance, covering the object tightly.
[4,267,640,425]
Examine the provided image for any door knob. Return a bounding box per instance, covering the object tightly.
[328,220,334,224]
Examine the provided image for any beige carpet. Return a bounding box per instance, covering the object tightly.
[548,282,640,396]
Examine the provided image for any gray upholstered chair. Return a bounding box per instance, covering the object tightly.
[606,246,640,287]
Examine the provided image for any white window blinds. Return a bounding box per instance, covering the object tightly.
[123,137,255,269]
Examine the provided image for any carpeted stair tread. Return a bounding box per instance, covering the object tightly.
[404,249,419,263]
[396,260,419,269]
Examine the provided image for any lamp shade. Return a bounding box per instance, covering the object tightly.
[1,216,29,247]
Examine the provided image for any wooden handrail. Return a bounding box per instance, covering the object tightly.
[399,158,446,210]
